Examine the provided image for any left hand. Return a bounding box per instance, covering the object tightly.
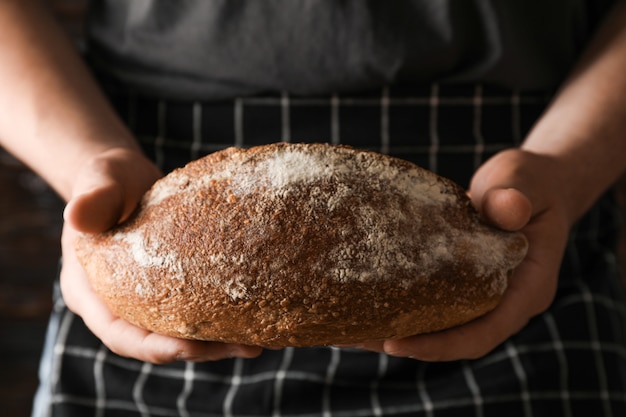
[61,148,263,363]
[361,149,572,361]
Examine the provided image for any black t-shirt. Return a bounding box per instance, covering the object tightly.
[86,0,614,100]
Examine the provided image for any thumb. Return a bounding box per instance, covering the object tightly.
[476,187,532,232]
[469,149,539,232]
[64,181,124,234]
[64,148,161,233]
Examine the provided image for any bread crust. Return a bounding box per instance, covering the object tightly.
[75,143,528,347]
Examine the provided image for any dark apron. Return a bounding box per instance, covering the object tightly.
[33,77,626,417]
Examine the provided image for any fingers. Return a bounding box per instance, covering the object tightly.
[469,149,561,224]
[381,266,543,361]
[90,306,262,364]
[480,188,532,231]
[381,272,545,361]
[64,182,124,233]
[98,311,263,364]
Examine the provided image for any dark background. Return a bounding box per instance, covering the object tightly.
[1,1,625,416]
[0,2,86,416]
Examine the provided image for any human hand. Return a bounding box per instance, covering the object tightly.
[60,148,263,363]
[363,149,571,361]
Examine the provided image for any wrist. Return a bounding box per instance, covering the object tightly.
[521,129,625,224]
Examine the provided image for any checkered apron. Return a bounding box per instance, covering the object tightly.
[33,81,626,417]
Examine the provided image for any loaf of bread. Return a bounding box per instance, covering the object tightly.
[74,143,527,348]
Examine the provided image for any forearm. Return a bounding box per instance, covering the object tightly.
[0,0,138,201]
[522,1,626,223]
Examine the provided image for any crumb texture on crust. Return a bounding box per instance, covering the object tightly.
[75,143,528,347]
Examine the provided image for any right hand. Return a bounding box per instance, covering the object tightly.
[60,148,263,364]
[376,149,568,361]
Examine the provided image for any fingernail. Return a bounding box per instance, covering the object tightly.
[176,352,198,362]
[230,346,263,359]
[228,349,242,358]
[333,344,364,349]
